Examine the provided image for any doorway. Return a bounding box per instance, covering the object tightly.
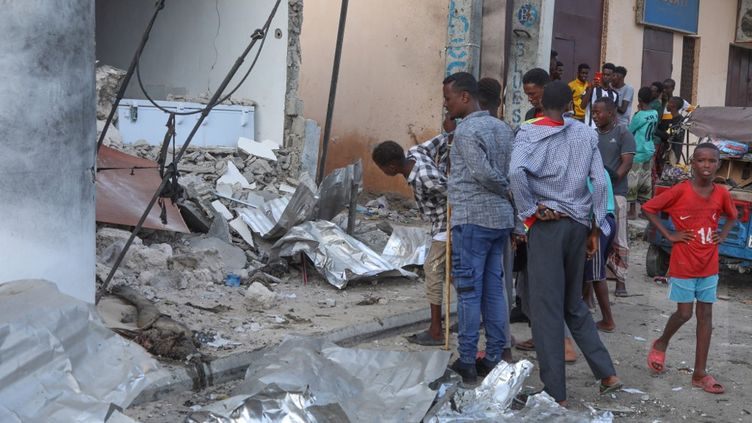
[551,0,604,83]
[726,45,752,106]
[641,28,673,87]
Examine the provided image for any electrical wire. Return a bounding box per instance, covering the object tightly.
[134,2,275,115]
[208,0,220,92]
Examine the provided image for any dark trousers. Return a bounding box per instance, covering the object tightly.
[527,219,616,401]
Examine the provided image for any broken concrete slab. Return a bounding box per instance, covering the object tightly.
[238,137,277,161]
[245,282,278,310]
[186,235,247,272]
[211,200,233,220]
[229,217,255,249]
[217,161,252,189]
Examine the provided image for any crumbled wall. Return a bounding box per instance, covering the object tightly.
[284,0,305,177]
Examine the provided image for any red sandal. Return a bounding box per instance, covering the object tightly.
[692,374,725,394]
[647,339,666,373]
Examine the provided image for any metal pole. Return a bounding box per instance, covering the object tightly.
[100,0,283,296]
[96,0,165,154]
[444,206,452,351]
[316,0,349,184]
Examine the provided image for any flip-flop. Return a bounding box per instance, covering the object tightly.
[515,339,535,351]
[614,288,629,297]
[596,321,615,333]
[405,330,444,346]
[647,339,666,373]
[692,374,725,394]
[599,380,623,395]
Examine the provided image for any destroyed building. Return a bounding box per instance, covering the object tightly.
[2,1,752,422]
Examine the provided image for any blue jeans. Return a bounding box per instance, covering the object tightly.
[451,224,510,365]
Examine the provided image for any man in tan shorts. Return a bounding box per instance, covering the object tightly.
[372,115,454,345]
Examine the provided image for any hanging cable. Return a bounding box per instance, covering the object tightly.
[99,0,283,297]
[95,0,166,153]
[134,8,274,115]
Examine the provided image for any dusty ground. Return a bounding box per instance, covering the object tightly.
[126,229,752,422]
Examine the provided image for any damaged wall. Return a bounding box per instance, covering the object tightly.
[0,0,96,302]
[95,0,289,145]
[298,0,448,196]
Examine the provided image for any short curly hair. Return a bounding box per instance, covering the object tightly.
[372,141,405,167]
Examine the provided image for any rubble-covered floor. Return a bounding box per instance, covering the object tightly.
[125,238,752,423]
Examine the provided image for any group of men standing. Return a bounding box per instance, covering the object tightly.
[372,70,623,404]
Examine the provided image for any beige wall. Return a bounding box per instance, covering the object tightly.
[299,1,448,195]
[604,0,738,107]
[604,1,644,91]
[695,0,737,106]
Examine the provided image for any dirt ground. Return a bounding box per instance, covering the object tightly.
[126,235,752,422]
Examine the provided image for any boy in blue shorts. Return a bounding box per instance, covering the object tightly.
[642,143,737,394]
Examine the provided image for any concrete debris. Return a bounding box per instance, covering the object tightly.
[229,217,255,248]
[366,195,389,209]
[246,281,279,310]
[211,200,233,220]
[96,64,126,120]
[238,136,278,161]
[98,285,199,360]
[97,118,124,148]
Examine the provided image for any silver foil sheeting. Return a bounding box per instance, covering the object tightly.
[187,336,450,423]
[185,385,349,423]
[272,220,417,289]
[429,360,613,423]
[381,225,432,268]
[240,179,318,239]
[240,162,362,240]
[0,280,162,423]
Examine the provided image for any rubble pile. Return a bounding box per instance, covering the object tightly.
[92,64,431,362]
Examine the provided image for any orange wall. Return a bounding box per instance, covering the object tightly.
[299,1,448,196]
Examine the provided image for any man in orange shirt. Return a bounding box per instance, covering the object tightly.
[568,63,590,122]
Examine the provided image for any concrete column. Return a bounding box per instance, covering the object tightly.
[446,0,484,77]
[502,0,554,128]
[0,1,96,302]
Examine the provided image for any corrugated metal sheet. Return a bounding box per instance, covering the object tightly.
[96,146,189,233]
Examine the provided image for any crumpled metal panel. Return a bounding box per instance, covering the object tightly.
[240,180,317,239]
[0,280,163,423]
[429,360,613,423]
[240,162,362,240]
[185,385,349,423]
[316,160,362,221]
[187,336,450,423]
[96,146,189,233]
[272,220,417,289]
[381,225,432,268]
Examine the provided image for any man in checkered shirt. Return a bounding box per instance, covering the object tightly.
[371,115,455,346]
[509,80,621,405]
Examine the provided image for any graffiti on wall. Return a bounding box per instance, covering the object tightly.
[503,1,541,128]
[445,0,470,76]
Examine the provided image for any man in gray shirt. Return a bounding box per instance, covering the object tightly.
[593,97,635,299]
[611,66,634,126]
[443,72,515,384]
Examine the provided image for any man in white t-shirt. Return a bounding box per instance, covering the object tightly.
[611,66,633,127]
[581,62,620,129]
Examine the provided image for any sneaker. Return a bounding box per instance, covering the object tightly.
[475,357,498,378]
[449,358,478,384]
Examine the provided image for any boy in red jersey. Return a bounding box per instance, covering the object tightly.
[643,143,737,394]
